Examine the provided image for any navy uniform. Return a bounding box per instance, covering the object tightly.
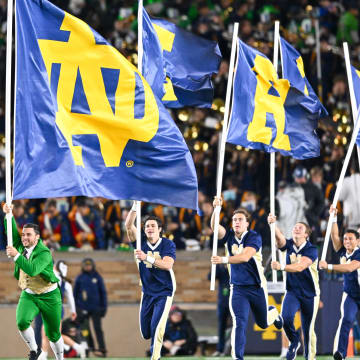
[333,247,360,357]
[135,236,176,360]
[222,229,279,360]
[280,239,320,360]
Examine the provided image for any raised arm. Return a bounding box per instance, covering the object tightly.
[329,205,342,252]
[125,202,137,243]
[267,213,286,249]
[319,260,360,273]
[210,197,226,240]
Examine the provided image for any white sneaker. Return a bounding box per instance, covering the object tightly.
[73,343,86,359]
[212,351,225,357]
[280,347,288,359]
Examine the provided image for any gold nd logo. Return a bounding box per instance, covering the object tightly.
[38,12,159,168]
[145,251,161,268]
[290,253,302,264]
[126,160,134,168]
[231,244,243,255]
[340,256,350,265]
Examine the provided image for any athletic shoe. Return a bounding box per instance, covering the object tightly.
[286,340,301,360]
[28,348,42,360]
[333,351,345,360]
[269,306,283,329]
[274,313,284,329]
[212,351,225,357]
[280,347,288,359]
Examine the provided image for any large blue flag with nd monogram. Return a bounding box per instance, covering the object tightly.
[142,7,222,108]
[351,65,360,146]
[14,0,198,210]
[227,39,327,159]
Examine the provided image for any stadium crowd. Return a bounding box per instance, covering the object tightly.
[0,0,360,261]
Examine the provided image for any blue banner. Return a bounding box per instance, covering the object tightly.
[351,65,360,146]
[280,37,328,119]
[227,39,326,160]
[142,7,222,108]
[14,0,198,210]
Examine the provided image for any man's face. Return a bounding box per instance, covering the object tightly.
[343,232,358,252]
[21,227,39,248]
[47,206,57,217]
[232,213,249,235]
[144,220,161,241]
[292,223,308,240]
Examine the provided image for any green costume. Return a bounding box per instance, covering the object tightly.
[6,217,62,342]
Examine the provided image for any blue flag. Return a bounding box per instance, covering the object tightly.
[280,37,328,119]
[227,39,326,160]
[14,0,198,210]
[142,7,222,108]
[351,65,360,146]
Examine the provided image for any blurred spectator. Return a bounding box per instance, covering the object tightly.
[38,199,71,250]
[336,3,359,45]
[162,306,198,356]
[300,166,325,242]
[74,258,107,358]
[338,166,360,229]
[69,199,104,249]
[276,168,308,238]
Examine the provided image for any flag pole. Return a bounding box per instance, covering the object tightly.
[321,105,360,260]
[343,42,360,172]
[5,0,14,249]
[315,19,323,102]
[136,0,144,250]
[210,22,239,291]
[269,20,280,283]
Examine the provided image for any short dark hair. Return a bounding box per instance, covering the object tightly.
[233,208,250,222]
[297,222,312,238]
[46,200,57,209]
[144,215,163,230]
[23,223,40,235]
[344,229,360,239]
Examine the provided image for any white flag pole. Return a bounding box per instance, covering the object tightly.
[5,0,14,249]
[210,22,239,291]
[315,19,323,102]
[269,20,280,283]
[136,0,144,251]
[343,42,360,172]
[321,106,360,260]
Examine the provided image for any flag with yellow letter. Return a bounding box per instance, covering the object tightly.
[14,0,198,210]
[227,39,327,159]
[350,64,360,146]
[142,7,222,108]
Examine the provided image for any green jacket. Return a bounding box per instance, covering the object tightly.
[5,217,59,283]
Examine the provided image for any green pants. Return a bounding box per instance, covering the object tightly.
[16,287,62,342]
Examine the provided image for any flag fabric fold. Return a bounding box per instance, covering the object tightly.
[227,39,326,160]
[142,7,222,108]
[14,0,198,210]
[280,37,328,119]
[351,65,360,146]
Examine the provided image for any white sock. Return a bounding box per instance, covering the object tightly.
[38,351,48,360]
[19,327,38,351]
[73,343,82,353]
[50,337,64,360]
